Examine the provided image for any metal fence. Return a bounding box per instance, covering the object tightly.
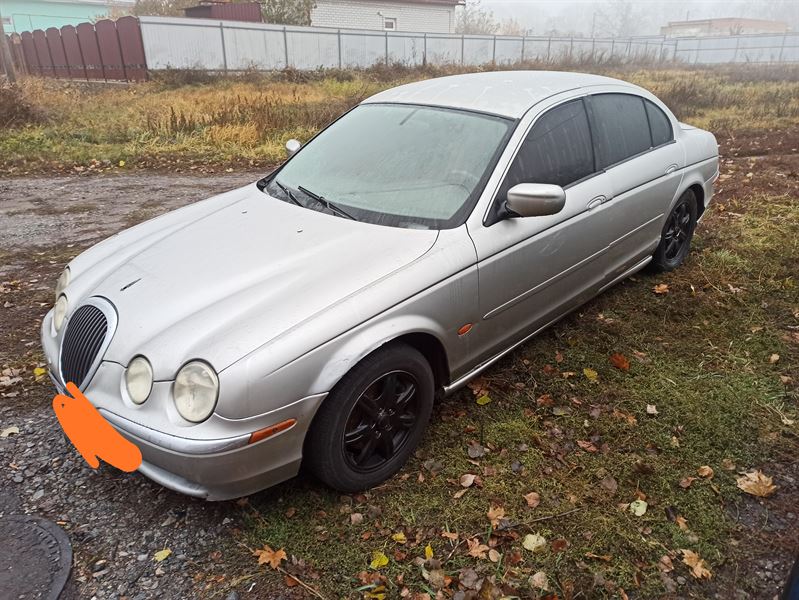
[5,16,147,81]
[139,15,799,72]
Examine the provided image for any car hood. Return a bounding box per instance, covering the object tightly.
[70,183,439,379]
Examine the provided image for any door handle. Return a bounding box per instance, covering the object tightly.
[665,164,678,175]
[587,195,606,210]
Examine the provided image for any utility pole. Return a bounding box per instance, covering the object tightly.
[0,8,17,83]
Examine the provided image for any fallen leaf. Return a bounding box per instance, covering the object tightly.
[530,571,549,591]
[600,474,618,493]
[460,473,476,488]
[629,499,648,516]
[424,544,434,560]
[769,353,780,364]
[467,441,486,459]
[153,548,172,562]
[350,512,364,525]
[659,555,674,572]
[522,533,547,553]
[609,353,630,371]
[392,532,407,544]
[577,440,598,453]
[646,404,659,415]
[369,551,389,570]
[523,491,541,508]
[736,470,777,497]
[254,545,286,569]
[675,515,689,531]
[681,549,712,579]
[583,368,599,382]
[0,426,20,438]
[653,283,669,295]
[452,488,469,499]
[555,351,564,363]
[33,367,47,379]
[487,505,505,529]
[697,466,714,479]
[488,548,501,563]
[721,458,736,471]
[679,476,697,489]
[476,394,492,406]
[466,538,489,559]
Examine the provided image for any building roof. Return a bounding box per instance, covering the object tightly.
[362,71,635,118]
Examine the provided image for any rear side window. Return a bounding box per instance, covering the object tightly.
[645,100,673,147]
[499,99,594,195]
[589,94,652,169]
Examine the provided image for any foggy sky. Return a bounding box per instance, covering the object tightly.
[479,0,799,36]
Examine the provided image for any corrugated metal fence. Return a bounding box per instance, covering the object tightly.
[5,15,799,82]
[137,16,799,71]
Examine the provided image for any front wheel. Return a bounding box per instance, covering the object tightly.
[651,189,698,272]
[304,343,434,492]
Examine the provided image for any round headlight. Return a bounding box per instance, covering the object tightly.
[173,361,219,423]
[125,356,153,405]
[55,267,70,300]
[54,295,68,331]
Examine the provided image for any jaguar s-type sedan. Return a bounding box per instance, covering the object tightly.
[42,71,719,500]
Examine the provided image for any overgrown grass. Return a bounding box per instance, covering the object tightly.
[1,63,798,174]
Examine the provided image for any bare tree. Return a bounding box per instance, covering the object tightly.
[593,0,639,37]
[132,0,186,17]
[455,0,499,35]
[262,0,316,26]
[499,17,525,37]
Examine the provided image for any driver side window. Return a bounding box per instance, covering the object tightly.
[497,99,596,201]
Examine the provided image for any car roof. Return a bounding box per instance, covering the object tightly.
[361,70,640,119]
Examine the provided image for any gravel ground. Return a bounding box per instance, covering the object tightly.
[0,172,292,600]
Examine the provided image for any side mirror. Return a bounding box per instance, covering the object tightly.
[504,183,566,218]
[285,139,301,157]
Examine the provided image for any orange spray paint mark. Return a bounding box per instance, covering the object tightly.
[52,382,142,472]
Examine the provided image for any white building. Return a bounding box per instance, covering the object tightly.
[310,0,463,34]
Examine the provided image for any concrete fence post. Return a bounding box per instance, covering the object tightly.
[384,30,388,65]
[337,29,342,68]
[423,32,427,66]
[492,35,496,64]
[520,36,525,62]
[461,34,464,64]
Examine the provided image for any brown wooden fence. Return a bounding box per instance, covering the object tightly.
[4,16,147,82]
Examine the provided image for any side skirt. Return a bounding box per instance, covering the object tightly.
[443,255,652,396]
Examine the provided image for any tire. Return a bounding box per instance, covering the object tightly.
[650,189,699,272]
[304,343,435,492]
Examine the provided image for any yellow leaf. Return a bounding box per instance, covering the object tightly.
[736,470,778,497]
[153,548,171,562]
[369,550,389,570]
[681,549,712,579]
[476,394,492,405]
[424,544,433,560]
[583,368,598,382]
[33,367,47,379]
[391,532,407,544]
[118,160,126,167]
[253,545,287,569]
[522,533,547,553]
[629,499,648,516]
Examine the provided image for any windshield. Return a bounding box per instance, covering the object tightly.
[264,104,513,229]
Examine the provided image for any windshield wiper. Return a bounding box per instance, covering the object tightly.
[298,186,357,221]
[274,179,303,207]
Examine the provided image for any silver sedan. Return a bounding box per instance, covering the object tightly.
[42,71,719,500]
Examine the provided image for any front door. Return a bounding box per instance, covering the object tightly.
[467,98,614,364]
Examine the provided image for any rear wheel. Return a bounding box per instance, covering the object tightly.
[304,343,434,492]
[651,189,698,272]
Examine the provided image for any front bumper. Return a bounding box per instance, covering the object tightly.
[42,309,326,500]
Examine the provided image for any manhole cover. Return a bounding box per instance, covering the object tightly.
[0,515,72,600]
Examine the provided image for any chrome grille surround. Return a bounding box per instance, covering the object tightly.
[58,297,118,390]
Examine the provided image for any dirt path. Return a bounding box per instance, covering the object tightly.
[0,172,284,600]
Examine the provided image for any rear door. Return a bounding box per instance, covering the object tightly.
[467,98,615,364]
[586,93,685,280]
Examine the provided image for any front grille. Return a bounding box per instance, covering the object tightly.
[60,304,109,388]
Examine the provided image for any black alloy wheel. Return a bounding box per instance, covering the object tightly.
[304,343,435,492]
[651,189,698,272]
